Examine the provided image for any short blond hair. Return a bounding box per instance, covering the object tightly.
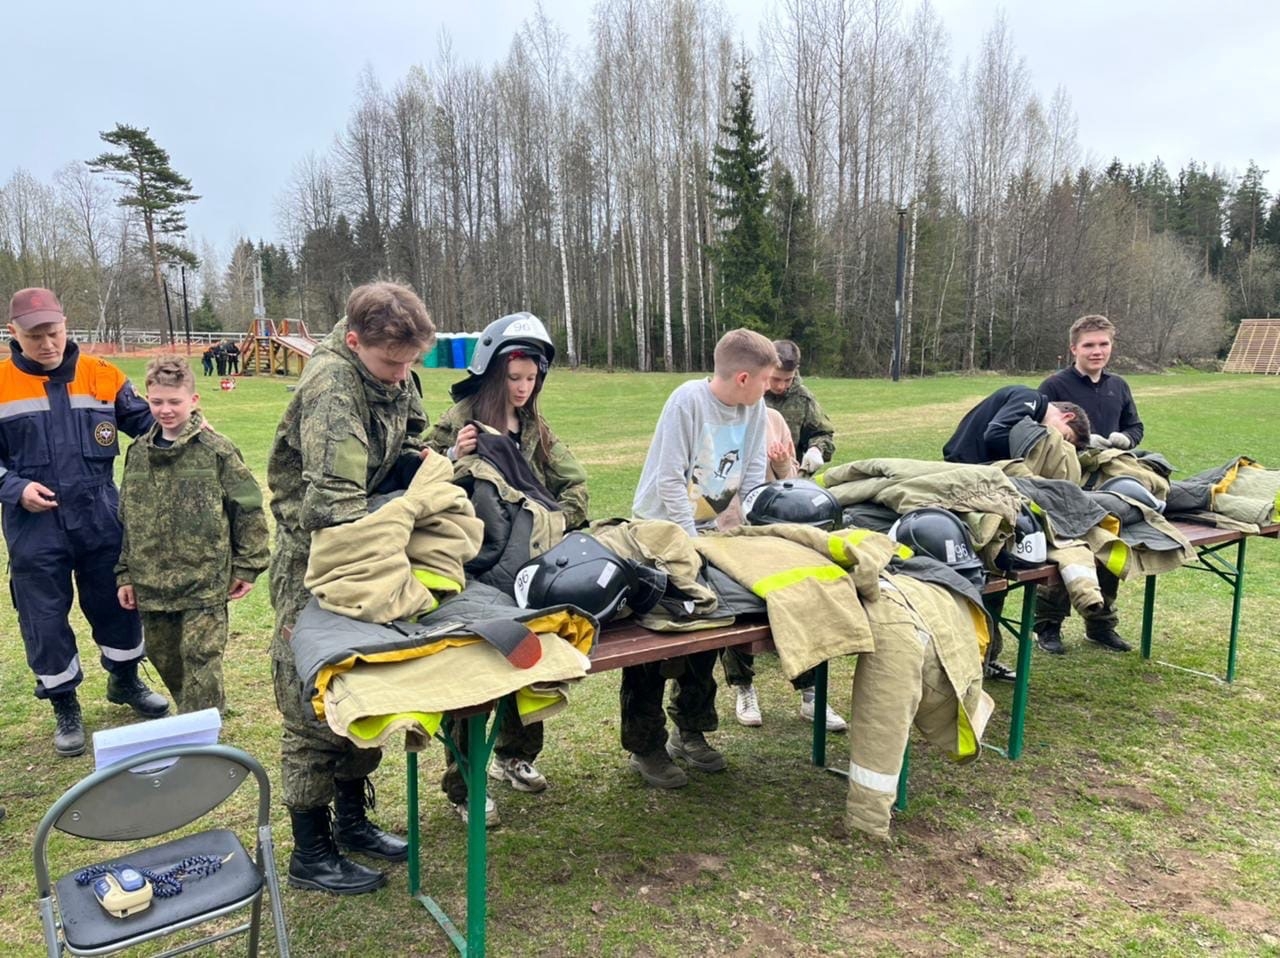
[713,328,777,378]
[1070,314,1116,346]
[145,356,196,392]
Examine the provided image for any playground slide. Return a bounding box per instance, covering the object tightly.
[273,335,316,358]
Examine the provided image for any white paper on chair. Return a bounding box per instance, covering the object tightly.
[93,708,222,772]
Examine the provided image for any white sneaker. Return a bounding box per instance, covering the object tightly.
[735,685,762,727]
[452,794,501,828]
[488,756,548,793]
[800,689,848,733]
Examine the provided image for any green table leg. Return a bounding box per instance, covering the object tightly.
[407,752,421,897]
[1007,584,1036,761]
[1226,538,1247,683]
[464,713,489,957]
[811,660,829,767]
[1140,574,1157,659]
[412,707,503,957]
[895,745,909,811]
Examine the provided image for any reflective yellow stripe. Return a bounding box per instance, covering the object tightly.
[515,686,562,720]
[955,707,977,760]
[968,599,992,659]
[827,537,855,566]
[412,568,462,595]
[752,565,848,597]
[348,710,442,742]
[813,472,829,488]
[1101,541,1129,577]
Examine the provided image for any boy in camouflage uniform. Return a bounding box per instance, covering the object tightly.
[723,339,848,734]
[764,340,835,475]
[268,282,435,896]
[116,357,268,714]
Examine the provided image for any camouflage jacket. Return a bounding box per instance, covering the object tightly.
[763,375,836,461]
[425,398,589,529]
[268,321,429,548]
[116,410,269,610]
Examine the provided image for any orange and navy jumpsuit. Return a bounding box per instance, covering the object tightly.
[0,340,153,698]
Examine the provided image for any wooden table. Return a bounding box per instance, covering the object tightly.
[405,563,1060,956]
[1139,520,1280,681]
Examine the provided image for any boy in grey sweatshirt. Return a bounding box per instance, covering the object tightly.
[623,329,776,788]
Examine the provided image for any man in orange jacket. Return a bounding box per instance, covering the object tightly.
[1,288,169,757]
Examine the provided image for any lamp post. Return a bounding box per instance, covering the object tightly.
[891,207,908,382]
[161,274,176,346]
[180,264,193,352]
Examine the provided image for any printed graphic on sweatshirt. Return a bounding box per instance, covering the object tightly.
[688,420,748,521]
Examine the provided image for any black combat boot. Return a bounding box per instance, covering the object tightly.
[335,778,409,862]
[51,692,86,757]
[287,806,387,895]
[106,662,170,718]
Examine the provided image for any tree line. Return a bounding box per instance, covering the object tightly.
[3,0,1278,374]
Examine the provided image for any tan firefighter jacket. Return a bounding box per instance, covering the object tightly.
[846,573,993,839]
[304,452,484,622]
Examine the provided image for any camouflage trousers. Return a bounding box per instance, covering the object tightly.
[1035,565,1121,637]
[719,647,816,692]
[141,605,228,714]
[440,709,544,804]
[619,651,719,756]
[270,535,381,810]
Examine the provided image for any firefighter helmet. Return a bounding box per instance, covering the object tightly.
[889,507,986,587]
[742,479,843,530]
[997,503,1048,571]
[512,534,664,624]
[451,312,556,401]
[1098,476,1166,513]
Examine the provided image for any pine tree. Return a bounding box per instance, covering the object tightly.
[88,124,199,334]
[1226,162,1269,253]
[708,65,779,332]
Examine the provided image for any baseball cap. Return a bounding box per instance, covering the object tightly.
[9,288,67,330]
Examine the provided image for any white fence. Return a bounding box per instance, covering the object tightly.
[69,329,244,346]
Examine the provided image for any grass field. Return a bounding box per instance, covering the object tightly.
[2,362,1279,956]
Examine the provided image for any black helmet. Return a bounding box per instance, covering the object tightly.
[889,507,985,587]
[1098,476,1166,513]
[742,479,842,530]
[512,534,664,625]
[997,502,1047,571]
[451,312,555,402]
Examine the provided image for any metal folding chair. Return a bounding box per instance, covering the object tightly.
[33,743,289,957]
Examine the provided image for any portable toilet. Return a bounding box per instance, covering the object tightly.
[423,338,440,368]
[450,335,468,370]
[462,333,479,369]
[435,334,453,368]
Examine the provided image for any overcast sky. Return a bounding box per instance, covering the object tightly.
[4,0,1276,253]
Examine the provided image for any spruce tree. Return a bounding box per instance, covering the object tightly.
[708,65,779,332]
[88,124,199,333]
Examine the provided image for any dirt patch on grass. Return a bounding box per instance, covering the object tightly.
[724,915,832,956]
[602,851,729,906]
[1120,848,1279,934]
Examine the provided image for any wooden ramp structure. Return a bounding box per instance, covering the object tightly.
[239,318,317,376]
[1224,318,1280,374]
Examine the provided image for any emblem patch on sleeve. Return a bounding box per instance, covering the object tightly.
[94,421,117,446]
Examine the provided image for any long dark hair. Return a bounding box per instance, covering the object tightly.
[470,351,554,465]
